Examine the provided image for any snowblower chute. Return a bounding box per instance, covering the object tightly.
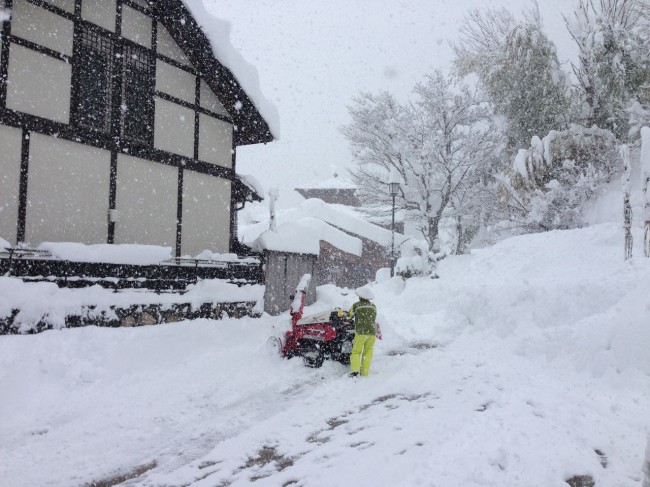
[267,274,355,368]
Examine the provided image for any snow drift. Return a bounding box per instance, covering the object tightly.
[1,223,648,486]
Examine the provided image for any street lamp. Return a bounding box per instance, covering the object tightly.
[388,179,400,277]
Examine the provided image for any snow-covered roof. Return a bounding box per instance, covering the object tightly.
[254,217,362,256]
[295,177,358,190]
[243,198,408,255]
[182,0,280,139]
[238,174,265,201]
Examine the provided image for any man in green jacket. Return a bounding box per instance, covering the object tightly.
[348,286,377,377]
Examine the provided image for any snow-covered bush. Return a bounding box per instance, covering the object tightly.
[504,125,620,232]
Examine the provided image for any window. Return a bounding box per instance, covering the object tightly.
[122,44,153,144]
[74,25,153,145]
[76,27,114,133]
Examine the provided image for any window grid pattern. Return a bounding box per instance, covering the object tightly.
[77,26,115,133]
[121,43,154,145]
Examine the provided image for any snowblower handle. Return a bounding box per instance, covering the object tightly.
[290,290,306,327]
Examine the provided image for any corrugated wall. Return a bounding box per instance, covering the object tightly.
[263,252,316,316]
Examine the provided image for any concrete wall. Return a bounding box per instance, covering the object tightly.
[0,126,23,245]
[115,155,178,248]
[156,60,196,104]
[81,0,116,32]
[42,0,75,13]
[200,80,229,117]
[121,5,151,48]
[25,133,111,245]
[12,0,74,56]
[154,97,195,158]
[181,172,231,255]
[157,23,192,67]
[6,44,72,124]
[264,252,317,315]
[199,114,232,167]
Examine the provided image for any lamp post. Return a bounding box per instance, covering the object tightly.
[388,180,400,277]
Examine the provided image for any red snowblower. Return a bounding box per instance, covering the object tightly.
[267,275,355,368]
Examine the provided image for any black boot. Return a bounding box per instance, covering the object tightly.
[349,372,359,378]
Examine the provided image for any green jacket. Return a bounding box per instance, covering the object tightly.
[348,299,377,335]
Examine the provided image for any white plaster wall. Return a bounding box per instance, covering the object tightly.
[81,0,116,32]
[157,23,192,67]
[199,113,232,168]
[25,133,111,245]
[0,125,23,245]
[115,155,178,247]
[11,0,74,56]
[154,97,195,158]
[182,171,231,255]
[43,0,75,13]
[156,60,196,104]
[200,80,229,117]
[121,5,151,48]
[6,44,72,124]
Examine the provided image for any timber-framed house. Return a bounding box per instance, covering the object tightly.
[0,0,273,257]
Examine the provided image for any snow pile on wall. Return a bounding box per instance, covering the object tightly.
[0,277,264,332]
[37,242,173,265]
[182,0,280,138]
[0,236,9,251]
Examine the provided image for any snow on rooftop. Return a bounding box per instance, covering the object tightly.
[241,198,408,254]
[295,176,358,190]
[245,199,409,255]
[239,174,265,199]
[183,0,280,138]
[254,217,362,256]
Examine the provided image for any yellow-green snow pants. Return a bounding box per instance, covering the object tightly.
[350,334,376,376]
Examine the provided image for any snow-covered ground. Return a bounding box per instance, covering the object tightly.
[2,223,649,486]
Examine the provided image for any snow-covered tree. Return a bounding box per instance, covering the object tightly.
[641,127,650,256]
[342,71,502,255]
[504,125,620,231]
[621,144,633,259]
[454,8,571,152]
[566,0,650,140]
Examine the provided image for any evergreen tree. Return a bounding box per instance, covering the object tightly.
[453,8,571,152]
[566,0,650,140]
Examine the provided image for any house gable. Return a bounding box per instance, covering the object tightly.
[0,0,271,257]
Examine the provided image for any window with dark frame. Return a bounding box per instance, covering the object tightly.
[76,26,115,133]
[121,44,154,145]
[74,24,154,145]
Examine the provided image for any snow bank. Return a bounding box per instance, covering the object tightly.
[0,277,264,331]
[2,223,649,487]
[0,236,9,251]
